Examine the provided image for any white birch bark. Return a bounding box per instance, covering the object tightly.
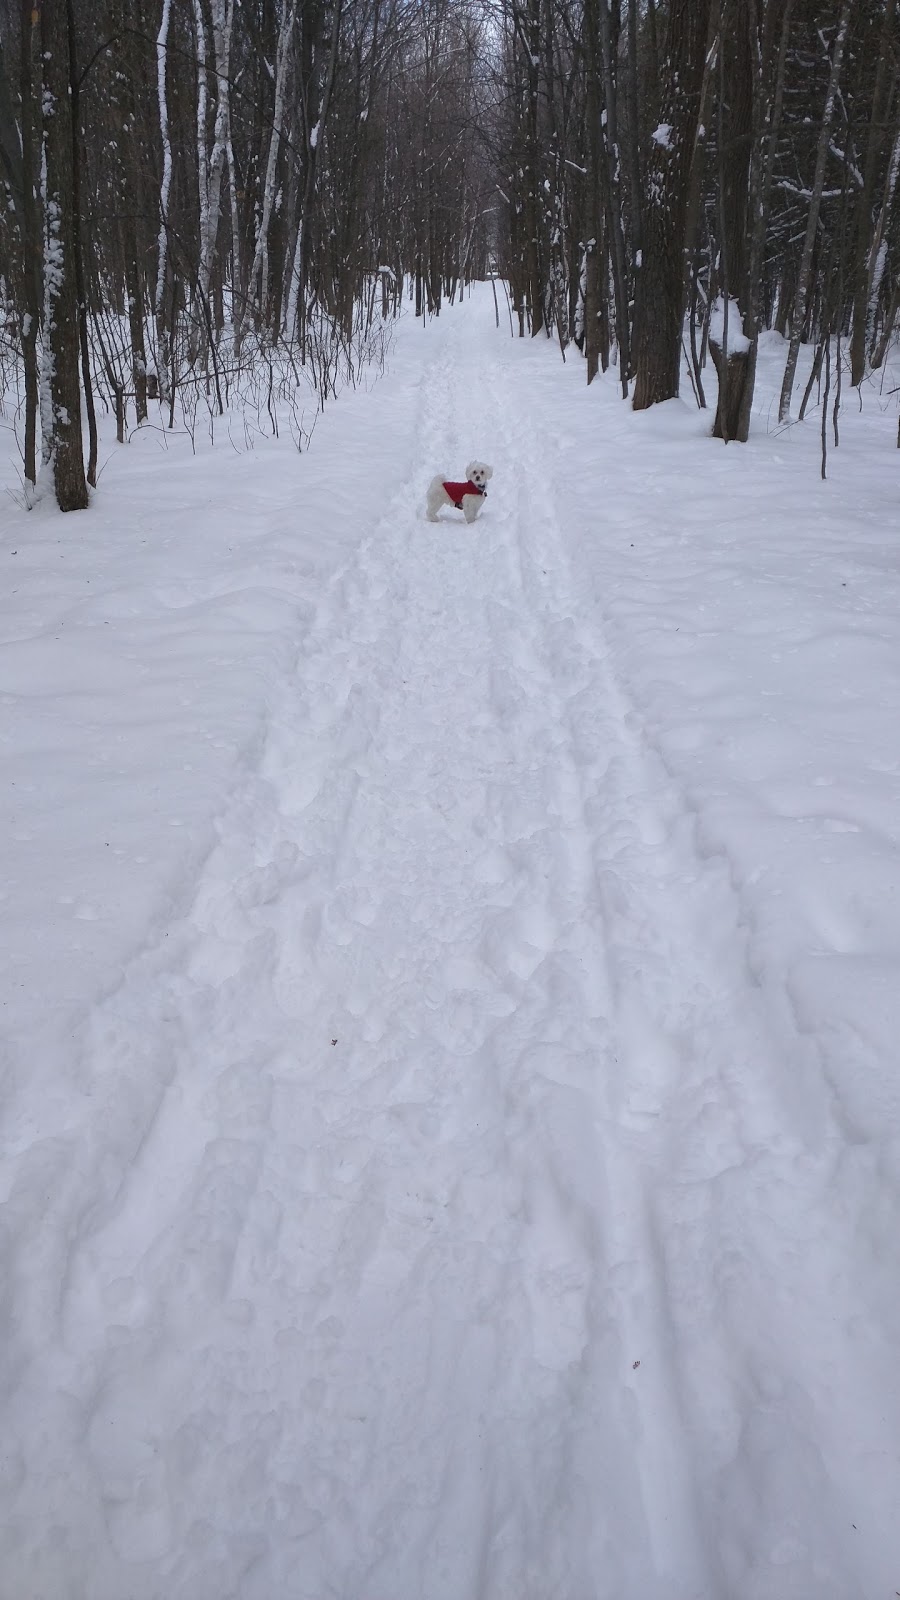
[284,202,305,347]
[238,0,296,349]
[195,0,235,346]
[866,118,900,358]
[155,0,173,402]
[227,129,241,355]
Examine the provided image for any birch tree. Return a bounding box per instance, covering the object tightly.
[191,0,235,356]
[239,0,298,349]
[5,0,900,498]
[866,117,900,366]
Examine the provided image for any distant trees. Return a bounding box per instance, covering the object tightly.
[0,0,494,509]
[1,0,899,509]
[489,0,900,441]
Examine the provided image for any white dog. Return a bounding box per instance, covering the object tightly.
[425,461,493,524]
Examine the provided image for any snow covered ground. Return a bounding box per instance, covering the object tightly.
[2,289,900,1599]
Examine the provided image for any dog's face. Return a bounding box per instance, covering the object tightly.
[465,461,493,491]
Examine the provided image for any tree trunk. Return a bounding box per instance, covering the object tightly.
[240,0,297,347]
[155,0,173,404]
[778,0,853,422]
[586,0,631,390]
[285,0,343,352]
[711,0,753,442]
[625,0,643,267]
[40,0,87,510]
[632,0,712,410]
[864,116,900,366]
[18,0,41,484]
[848,0,897,386]
[733,0,794,443]
[871,275,900,369]
[67,0,98,487]
[190,0,234,360]
[123,0,148,423]
[581,23,607,383]
[519,0,544,335]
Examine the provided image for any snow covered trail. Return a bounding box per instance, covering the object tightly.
[4,296,900,1599]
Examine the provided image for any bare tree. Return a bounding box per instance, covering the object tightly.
[1,3,41,482]
[154,0,173,404]
[848,0,898,386]
[632,0,712,410]
[778,0,853,422]
[239,0,297,348]
[2,0,898,499]
[40,0,87,509]
[585,0,631,388]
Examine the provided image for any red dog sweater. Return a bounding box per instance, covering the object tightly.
[443,479,486,508]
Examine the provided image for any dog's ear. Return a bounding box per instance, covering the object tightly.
[483,464,494,479]
[465,461,477,480]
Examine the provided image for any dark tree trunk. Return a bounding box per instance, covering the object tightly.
[41,0,88,510]
[632,0,712,410]
[521,0,544,335]
[126,246,149,425]
[733,0,794,443]
[625,0,643,266]
[19,0,42,484]
[67,0,98,487]
[585,0,631,390]
[124,0,148,423]
[849,0,898,386]
[582,30,604,382]
[778,0,853,422]
[711,0,753,442]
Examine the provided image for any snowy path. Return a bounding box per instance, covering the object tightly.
[4,298,900,1599]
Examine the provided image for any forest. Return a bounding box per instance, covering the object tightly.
[0,0,897,511]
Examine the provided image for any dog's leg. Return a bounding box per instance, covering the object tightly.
[425,479,446,522]
[462,496,480,524]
